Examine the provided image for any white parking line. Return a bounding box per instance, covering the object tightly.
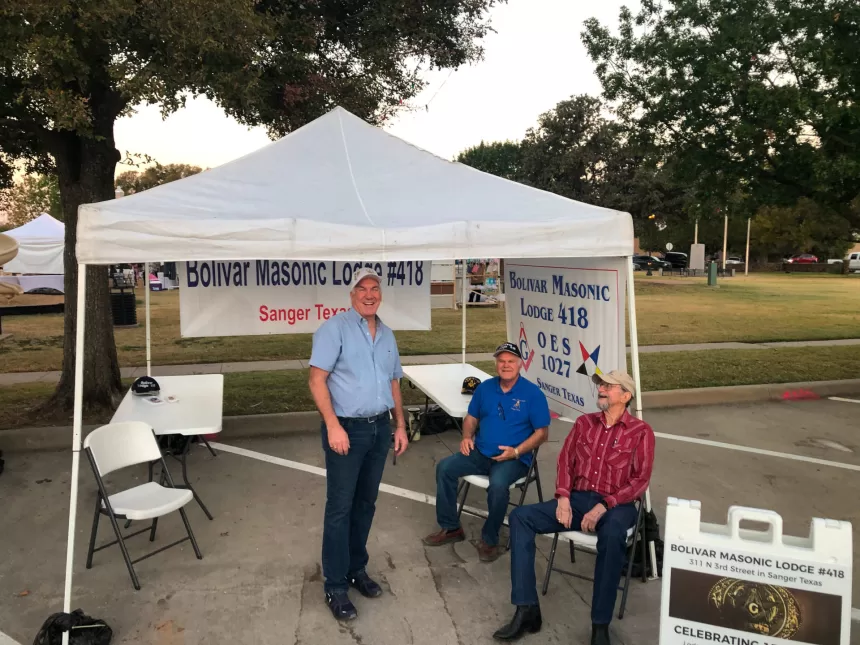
[0,630,22,645]
[654,432,860,472]
[212,441,860,622]
[829,396,860,404]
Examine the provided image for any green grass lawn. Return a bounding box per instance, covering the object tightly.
[0,273,858,374]
[3,344,857,431]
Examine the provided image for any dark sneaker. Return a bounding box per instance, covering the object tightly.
[422,527,466,546]
[349,572,383,598]
[477,540,503,562]
[325,592,357,621]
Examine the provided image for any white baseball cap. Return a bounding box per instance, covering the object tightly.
[350,267,382,289]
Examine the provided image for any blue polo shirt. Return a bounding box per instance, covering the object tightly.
[309,308,403,418]
[467,375,550,466]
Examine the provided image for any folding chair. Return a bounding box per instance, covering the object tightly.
[541,496,647,619]
[83,421,203,590]
[455,446,545,549]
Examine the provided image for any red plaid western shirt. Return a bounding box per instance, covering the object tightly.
[555,409,655,508]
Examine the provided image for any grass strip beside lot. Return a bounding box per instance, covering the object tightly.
[0,273,858,373]
[2,345,858,431]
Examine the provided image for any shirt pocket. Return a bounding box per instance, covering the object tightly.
[379,348,397,379]
[604,438,636,470]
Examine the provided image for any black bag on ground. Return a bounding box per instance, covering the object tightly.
[627,509,664,579]
[418,405,460,435]
[33,609,112,645]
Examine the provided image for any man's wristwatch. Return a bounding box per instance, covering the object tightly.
[598,499,610,511]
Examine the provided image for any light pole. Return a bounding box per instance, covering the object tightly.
[745,217,751,276]
[722,215,728,270]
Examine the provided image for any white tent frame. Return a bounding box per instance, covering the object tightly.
[63,255,653,641]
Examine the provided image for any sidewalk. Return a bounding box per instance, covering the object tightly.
[1,338,859,386]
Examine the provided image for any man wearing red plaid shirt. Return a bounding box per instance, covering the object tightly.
[493,370,655,645]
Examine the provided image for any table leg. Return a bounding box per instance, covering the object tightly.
[199,435,218,457]
[177,438,214,521]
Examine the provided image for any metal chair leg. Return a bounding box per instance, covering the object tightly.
[149,517,159,542]
[541,533,560,595]
[178,507,203,560]
[105,509,141,590]
[86,495,101,569]
[456,482,471,520]
[179,442,213,520]
[619,527,639,619]
[570,538,576,564]
[199,435,217,457]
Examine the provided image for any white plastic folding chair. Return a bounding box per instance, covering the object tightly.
[83,421,203,590]
[541,496,647,619]
[456,447,544,549]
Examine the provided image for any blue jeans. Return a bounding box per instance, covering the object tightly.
[321,415,391,594]
[509,492,638,624]
[435,449,529,546]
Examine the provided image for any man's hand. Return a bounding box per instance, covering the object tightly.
[555,497,573,529]
[327,422,350,456]
[460,437,475,456]
[492,445,518,462]
[393,426,409,456]
[580,503,607,533]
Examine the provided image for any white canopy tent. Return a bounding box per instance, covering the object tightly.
[64,107,653,634]
[3,213,65,274]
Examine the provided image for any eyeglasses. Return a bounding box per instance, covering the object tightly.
[497,402,506,420]
[597,382,620,391]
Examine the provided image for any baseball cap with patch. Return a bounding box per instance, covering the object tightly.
[132,375,160,396]
[591,370,636,398]
[350,267,382,289]
[493,342,522,359]
[461,376,481,394]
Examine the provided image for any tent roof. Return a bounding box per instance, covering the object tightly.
[6,213,64,242]
[78,107,633,264]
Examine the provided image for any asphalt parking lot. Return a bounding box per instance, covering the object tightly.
[1,397,858,644]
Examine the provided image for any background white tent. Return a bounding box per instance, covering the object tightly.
[3,213,65,274]
[63,107,653,639]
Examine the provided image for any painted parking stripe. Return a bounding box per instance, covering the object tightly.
[829,396,860,405]
[652,432,860,472]
[211,441,860,622]
[0,630,22,645]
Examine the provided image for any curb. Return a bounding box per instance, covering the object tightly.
[2,380,859,453]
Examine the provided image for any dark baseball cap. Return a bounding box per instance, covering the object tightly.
[493,342,522,359]
[131,375,160,396]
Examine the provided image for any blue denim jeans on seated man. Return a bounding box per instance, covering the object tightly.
[436,449,529,546]
[508,492,638,624]
[321,415,391,594]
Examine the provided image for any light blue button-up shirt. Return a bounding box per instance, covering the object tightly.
[309,308,404,418]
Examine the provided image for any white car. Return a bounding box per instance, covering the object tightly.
[848,252,860,273]
[725,256,744,265]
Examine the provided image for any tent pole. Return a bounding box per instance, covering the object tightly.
[61,263,87,645]
[626,258,659,580]
[144,262,151,375]
[461,260,467,364]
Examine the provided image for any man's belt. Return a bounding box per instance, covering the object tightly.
[339,412,389,424]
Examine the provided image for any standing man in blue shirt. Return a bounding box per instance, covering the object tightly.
[309,267,409,621]
[423,342,550,562]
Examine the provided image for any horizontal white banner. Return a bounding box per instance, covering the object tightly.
[178,260,430,337]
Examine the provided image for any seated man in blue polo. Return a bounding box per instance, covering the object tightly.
[423,342,550,562]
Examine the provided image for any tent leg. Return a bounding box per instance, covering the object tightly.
[62,263,87,645]
[461,260,467,364]
[626,259,659,580]
[144,262,151,375]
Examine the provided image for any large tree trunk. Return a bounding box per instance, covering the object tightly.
[42,126,123,414]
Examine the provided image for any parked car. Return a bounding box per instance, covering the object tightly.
[725,256,744,265]
[786,253,819,263]
[847,252,860,273]
[632,255,672,270]
[662,251,689,268]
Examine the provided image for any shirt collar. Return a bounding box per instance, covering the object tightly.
[347,307,381,328]
[495,374,521,395]
[600,408,634,429]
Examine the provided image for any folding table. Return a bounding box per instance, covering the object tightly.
[111,374,224,520]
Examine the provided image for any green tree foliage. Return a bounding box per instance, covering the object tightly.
[0,173,62,227]
[116,163,203,194]
[0,0,501,410]
[582,0,860,239]
[456,141,522,181]
[753,199,854,259]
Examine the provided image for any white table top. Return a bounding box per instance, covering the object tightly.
[111,374,224,436]
[402,363,493,418]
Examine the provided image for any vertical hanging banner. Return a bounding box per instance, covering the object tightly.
[660,498,852,645]
[178,260,430,337]
[504,257,627,417]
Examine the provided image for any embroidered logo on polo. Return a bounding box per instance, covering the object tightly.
[511,398,525,411]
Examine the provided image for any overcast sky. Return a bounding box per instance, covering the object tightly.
[114,0,635,173]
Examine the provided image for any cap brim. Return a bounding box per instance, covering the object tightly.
[493,350,520,358]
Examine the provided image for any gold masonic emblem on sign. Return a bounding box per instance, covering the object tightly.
[708,578,801,638]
